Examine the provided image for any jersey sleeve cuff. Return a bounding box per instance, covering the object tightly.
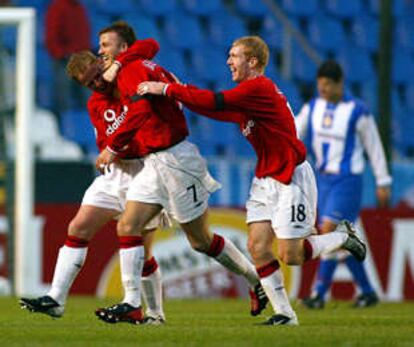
[106,146,119,156]
[163,84,170,96]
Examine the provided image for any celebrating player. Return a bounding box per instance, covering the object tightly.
[296,60,391,309]
[68,22,268,325]
[20,38,167,324]
[138,36,367,325]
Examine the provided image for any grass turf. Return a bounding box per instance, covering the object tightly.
[0,296,413,346]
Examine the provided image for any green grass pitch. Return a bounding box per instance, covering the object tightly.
[0,296,413,346]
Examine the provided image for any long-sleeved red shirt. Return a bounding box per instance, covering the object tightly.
[165,76,306,184]
[105,59,188,155]
[87,39,174,158]
[45,0,91,59]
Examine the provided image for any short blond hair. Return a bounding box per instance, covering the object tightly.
[66,50,97,82]
[232,36,269,73]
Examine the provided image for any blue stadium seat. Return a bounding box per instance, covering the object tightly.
[11,0,48,11]
[121,15,161,41]
[367,0,404,17]
[392,50,414,84]
[359,81,378,115]
[164,12,205,49]
[404,84,414,111]
[155,47,190,81]
[276,78,303,114]
[207,10,248,48]
[282,0,318,18]
[337,45,375,83]
[259,15,285,51]
[60,109,96,150]
[0,26,17,52]
[36,47,53,81]
[191,47,229,83]
[307,15,346,52]
[139,0,177,17]
[182,0,222,16]
[351,15,379,52]
[292,45,318,82]
[235,0,268,18]
[395,16,414,51]
[324,0,362,19]
[94,0,138,16]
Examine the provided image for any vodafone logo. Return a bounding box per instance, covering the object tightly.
[105,106,128,136]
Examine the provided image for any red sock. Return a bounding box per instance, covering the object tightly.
[303,239,313,261]
[206,234,225,257]
[256,259,280,278]
[142,257,159,277]
[119,236,144,249]
[64,235,89,248]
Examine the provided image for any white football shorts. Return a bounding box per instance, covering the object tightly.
[126,140,221,223]
[246,160,317,239]
[82,159,169,230]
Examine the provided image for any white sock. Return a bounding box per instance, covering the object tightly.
[120,246,144,308]
[47,245,87,306]
[214,237,259,287]
[142,268,164,318]
[306,232,348,259]
[261,269,295,318]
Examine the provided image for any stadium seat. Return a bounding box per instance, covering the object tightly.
[395,16,414,51]
[94,0,138,17]
[0,26,17,52]
[163,12,205,49]
[11,0,48,11]
[324,0,362,19]
[282,0,318,18]
[392,50,414,84]
[207,10,248,48]
[155,47,190,82]
[307,15,346,52]
[367,0,404,17]
[337,45,375,83]
[359,81,378,115]
[276,78,303,114]
[291,45,318,82]
[191,47,229,83]
[139,0,177,17]
[121,15,161,41]
[60,109,96,151]
[404,84,414,111]
[234,0,268,18]
[351,15,379,52]
[259,15,286,51]
[182,0,222,16]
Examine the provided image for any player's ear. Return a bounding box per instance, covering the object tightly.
[248,57,258,69]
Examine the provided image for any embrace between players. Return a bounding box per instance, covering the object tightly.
[20,21,366,326]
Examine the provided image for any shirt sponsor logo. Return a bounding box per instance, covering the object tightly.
[104,105,128,136]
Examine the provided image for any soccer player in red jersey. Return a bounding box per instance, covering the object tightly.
[138,36,367,325]
[19,39,167,324]
[65,22,268,324]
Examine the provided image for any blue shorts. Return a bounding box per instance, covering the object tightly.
[316,173,362,225]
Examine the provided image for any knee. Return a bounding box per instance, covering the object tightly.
[278,248,302,265]
[247,238,272,263]
[68,219,92,240]
[117,219,139,237]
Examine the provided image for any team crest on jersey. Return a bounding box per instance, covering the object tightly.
[322,109,334,128]
[105,105,128,136]
[242,120,255,136]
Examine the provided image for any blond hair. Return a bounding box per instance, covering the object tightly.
[66,50,97,82]
[232,36,269,73]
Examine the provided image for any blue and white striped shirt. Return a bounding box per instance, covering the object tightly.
[295,94,392,186]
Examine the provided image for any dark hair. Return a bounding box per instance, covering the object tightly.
[317,60,343,82]
[99,21,136,46]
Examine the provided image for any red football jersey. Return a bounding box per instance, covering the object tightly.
[106,60,188,155]
[166,76,306,184]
